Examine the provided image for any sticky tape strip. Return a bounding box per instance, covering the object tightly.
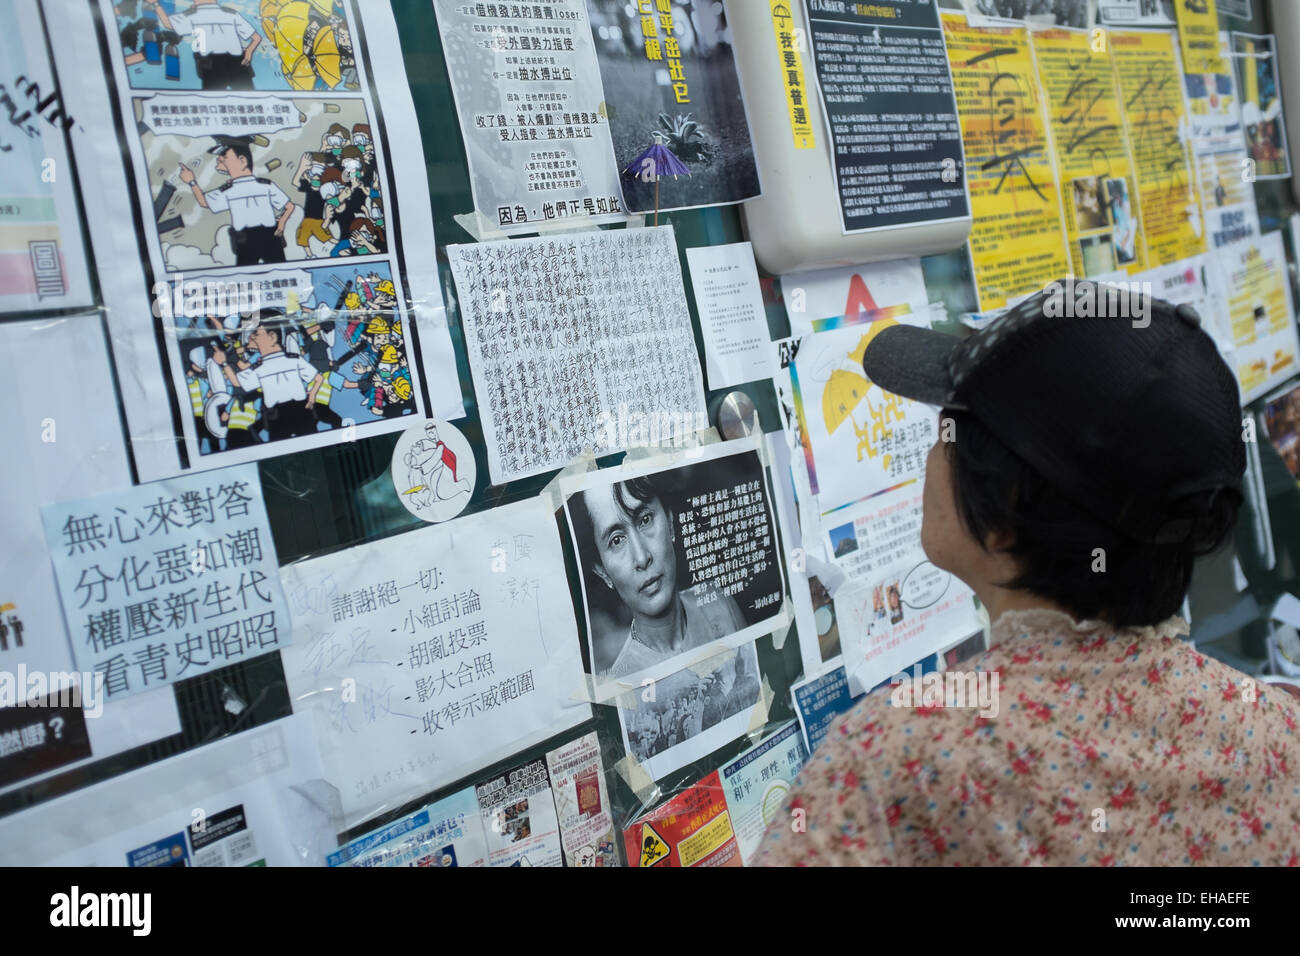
[683,643,739,679]
[546,429,726,515]
[569,672,647,710]
[614,753,661,806]
[570,639,753,707]
[538,452,599,513]
[769,600,794,651]
[621,425,724,466]
[745,674,776,737]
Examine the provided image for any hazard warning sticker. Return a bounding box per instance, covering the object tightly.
[622,770,741,867]
[636,823,671,867]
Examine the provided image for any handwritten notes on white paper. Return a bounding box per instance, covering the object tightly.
[447,226,708,484]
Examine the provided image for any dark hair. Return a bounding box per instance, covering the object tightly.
[569,473,685,625]
[251,309,288,348]
[570,475,673,575]
[942,409,1239,628]
[223,143,253,169]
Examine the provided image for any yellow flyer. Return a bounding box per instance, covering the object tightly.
[770,1,816,149]
[942,12,1069,310]
[1175,0,1225,75]
[1110,30,1206,267]
[1216,231,1300,403]
[1032,28,1147,277]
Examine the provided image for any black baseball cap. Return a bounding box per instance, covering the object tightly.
[208,135,254,154]
[861,280,1246,545]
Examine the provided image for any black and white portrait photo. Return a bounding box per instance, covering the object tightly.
[565,442,786,685]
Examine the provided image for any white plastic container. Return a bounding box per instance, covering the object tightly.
[729,0,972,276]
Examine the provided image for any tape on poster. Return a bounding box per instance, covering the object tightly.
[769,600,794,651]
[568,673,646,710]
[746,674,776,737]
[537,452,599,513]
[614,753,661,806]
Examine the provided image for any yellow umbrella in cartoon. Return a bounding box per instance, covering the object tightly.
[266,0,341,91]
[822,368,869,435]
[823,316,901,434]
[306,22,343,90]
[821,315,903,461]
[260,0,282,42]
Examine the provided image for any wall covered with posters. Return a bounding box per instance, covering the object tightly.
[0,0,1298,870]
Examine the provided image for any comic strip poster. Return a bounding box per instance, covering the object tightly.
[623,769,741,866]
[432,0,626,233]
[941,12,1070,312]
[1232,33,1290,181]
[1033,27,1146,277]
[0,0,94,313]
[51,0,462,480]
[586,0,762,214]
[1110,30,1206,268]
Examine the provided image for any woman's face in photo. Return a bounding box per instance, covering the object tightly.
[587,484,677,620]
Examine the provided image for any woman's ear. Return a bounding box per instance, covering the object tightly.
[592,562,612,590]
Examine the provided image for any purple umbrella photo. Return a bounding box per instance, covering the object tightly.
[623,135,690,225]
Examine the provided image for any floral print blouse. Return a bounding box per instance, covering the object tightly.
[753,608,1300,866]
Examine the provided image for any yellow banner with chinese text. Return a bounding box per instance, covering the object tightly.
[770,1,816,149]
[942,12,1069,310]
[1033,28,1147,277]
[1110,29,1206,268]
